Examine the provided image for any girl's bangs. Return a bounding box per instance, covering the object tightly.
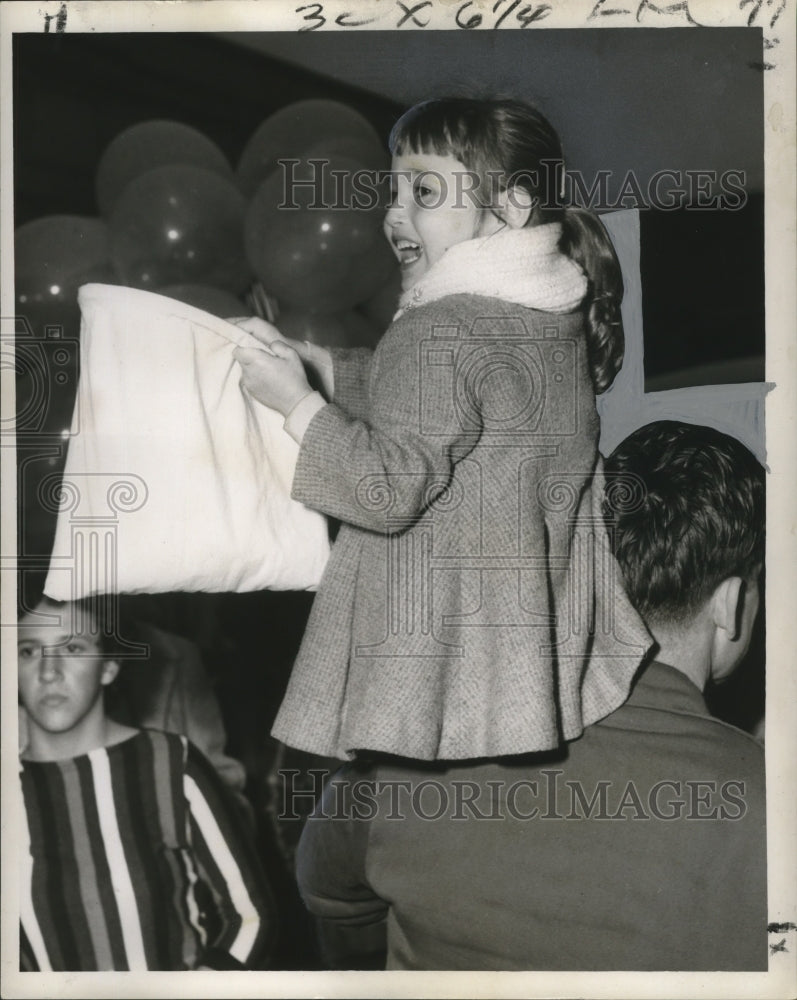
[389,104,470,162]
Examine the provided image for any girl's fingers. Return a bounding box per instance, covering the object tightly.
[233,345,276,365]
[232,316,282,345]
[268,340,296,359]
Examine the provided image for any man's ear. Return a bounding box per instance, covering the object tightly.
[496,185,535,230]
[100,659,120,686]
[709,576,751,683]
[711,576,743,639]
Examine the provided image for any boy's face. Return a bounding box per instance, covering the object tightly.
[18,601,117,740]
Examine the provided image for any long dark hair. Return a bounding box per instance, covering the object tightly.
[390,97,624,393]
[559,208,625,393]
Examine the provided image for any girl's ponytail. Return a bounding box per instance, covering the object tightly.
[559,208,625,395]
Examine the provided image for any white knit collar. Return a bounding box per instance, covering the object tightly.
[395,222,587,319]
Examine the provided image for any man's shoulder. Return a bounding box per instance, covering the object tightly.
[598,691,765,792]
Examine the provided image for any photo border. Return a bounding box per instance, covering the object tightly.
[1,2,794,998]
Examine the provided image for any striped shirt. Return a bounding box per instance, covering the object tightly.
[19,729,274,970]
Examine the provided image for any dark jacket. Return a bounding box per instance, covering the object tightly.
[296,662,767,971]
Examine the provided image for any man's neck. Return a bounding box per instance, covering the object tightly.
[649,624,712,692]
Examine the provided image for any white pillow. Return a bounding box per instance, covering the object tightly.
[44,284,330,599]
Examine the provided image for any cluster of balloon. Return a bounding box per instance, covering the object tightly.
[15,215,116,335]
[277,305,381,350]
[14,121,248,558]
[14,105,399,558]
[15,120,249,336]
[101,121,250,295]
[241,100,399,343]
[157,284,246,320]
[109,164,249,293]
[14,102,400,450]
[95,120,235,216]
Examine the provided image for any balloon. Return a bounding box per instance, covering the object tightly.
[96,120,233,217]
[340,309,383,347]
[157,284,246,319]
[277,306,382,349]
[305,137,390,174]
[15,215,116,334]
[110,165,251,293]
[245,156,395,314]
[359,268,403,333]
[236,100,386,198]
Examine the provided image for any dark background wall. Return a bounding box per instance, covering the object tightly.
[225,28,766,195]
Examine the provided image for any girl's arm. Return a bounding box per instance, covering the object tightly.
[182,741,276,970]
[234,299,479,533]
[327,347,374,421]
[291,300,477,533]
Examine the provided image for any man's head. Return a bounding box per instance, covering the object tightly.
[18,597,121,758]
[604,421,764,683]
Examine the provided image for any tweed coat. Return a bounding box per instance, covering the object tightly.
[271,293,651,760]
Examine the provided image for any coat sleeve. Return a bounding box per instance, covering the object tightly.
[291,300,478,533]
[329,346,374,422]
[182,741,276,969]
[295,771,388,968]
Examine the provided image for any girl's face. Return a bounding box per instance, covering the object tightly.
[384,150,503,291]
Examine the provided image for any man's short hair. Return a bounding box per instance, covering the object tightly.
[603,421,765,623]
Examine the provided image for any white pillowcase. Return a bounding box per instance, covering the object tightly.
[44,284,330,599]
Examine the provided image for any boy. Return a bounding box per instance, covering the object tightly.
[17,595,275,971]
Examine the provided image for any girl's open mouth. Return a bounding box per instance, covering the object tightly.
[394,238,422,266]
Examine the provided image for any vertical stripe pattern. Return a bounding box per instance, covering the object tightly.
[89,749,148,969]
[60,760,113,968]
[184,775,259,963]
[18,770,52,972]
[19,730,273,970]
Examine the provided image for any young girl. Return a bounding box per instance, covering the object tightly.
[234,97,651,761]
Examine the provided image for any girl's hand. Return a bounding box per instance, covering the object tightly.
[232,315,289,348]
[233,340,313,417]
[233,316,335,400]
